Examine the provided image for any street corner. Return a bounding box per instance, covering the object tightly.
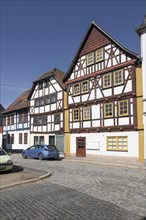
[0,165,51,190]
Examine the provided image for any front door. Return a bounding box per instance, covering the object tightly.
[76,137,86,157]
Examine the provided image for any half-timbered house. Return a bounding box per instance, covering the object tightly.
[2,90,30,151]
[63,21,144,161]
[29,68,70,156]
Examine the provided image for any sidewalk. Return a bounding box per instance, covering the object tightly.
[65,155,146,169]
[0,165,51,190]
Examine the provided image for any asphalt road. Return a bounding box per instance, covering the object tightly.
[0,155,145,220]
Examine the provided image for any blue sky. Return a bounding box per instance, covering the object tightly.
[0,0,146,108]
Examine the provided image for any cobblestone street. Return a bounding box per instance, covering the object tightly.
[0,155,145,220]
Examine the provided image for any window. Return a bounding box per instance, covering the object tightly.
[35,99,40,107]
[11,134,14,144]
[107,136,128,151]
[49,136,55,145]
[104,103,113,118]
[118,100,129,116]
[40,136,44,144]
[19,133,22,144]
[114,69,123,86]
[33,116,47,126]
[95,48,104,63]
[83,107,90,120]
[24,133,28,144]
[10,115,14,125]
[81,81,89,94]
[40,99,44,106]
[73,83,80,96]
[34,136,39,145]
[54,113,60,124]
[73,108,80,121]
[44,79,49,87]
[46,96,51,104]
[24,113,28,123]
[51,93,57,103]
[103,73,112,88]
[86,52,94,66]
[7,116,10,126]
[38,81,43,89]
[3,117,6,126]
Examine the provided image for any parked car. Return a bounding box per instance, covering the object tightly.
[22,144,59,160]
[0,148,13,172]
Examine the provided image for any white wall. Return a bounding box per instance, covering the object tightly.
[70,131,139,158]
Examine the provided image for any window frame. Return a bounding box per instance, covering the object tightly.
[73,108,80,121]
[81,80,89,94]
[86,52,94,66]
[118,100,129,117]
[73,83,80,96]
[114,69,124,86]
[95,48,104,63]
[104,102,114,118]
[54,113,60,124]
[102,73,112,89]
[83,107,91,121]
[106,136,128,151]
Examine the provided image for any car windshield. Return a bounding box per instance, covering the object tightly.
[0,149,7,156]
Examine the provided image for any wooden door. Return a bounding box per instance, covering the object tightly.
[76,137,86,157]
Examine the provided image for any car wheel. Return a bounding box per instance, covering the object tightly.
[38,153,44,160]
[22,153,27,159]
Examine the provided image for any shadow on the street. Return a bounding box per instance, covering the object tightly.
[0,165,23,175]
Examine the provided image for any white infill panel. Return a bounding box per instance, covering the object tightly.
[118,118,129,125]
[72,122,80,129]
[83,121,91,128]
[92,120,100,127]
[124,81,132,93]
[103,88,112,97]
[104,119,114,126]
[114,86,123,95]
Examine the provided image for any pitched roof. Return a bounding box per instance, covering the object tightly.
[136,15,146,35]
[0,104,5,113]
[2,90,30,114]
[34,68,65,89]
[63,21,141,82]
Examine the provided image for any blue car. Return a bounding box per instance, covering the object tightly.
[22,144,59,160]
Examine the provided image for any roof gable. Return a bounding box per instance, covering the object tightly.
[63,21,141,82]
[3,90,30,114]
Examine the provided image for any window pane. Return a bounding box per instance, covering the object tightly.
[83,107,90,120]
[73,109,79,121]
[95,48,103,63]
[73,84,80,95]
[103,74,111,88]
[86,52,94,66]
[82,81,89,93]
